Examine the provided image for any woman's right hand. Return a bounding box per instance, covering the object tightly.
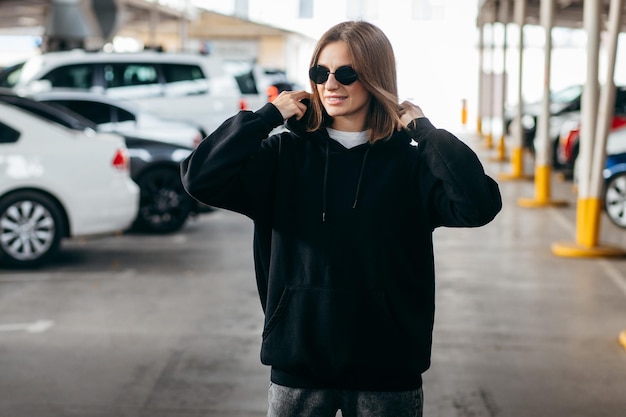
[272,90,311,121]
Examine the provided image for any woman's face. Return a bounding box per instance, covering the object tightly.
[315,41,371,132]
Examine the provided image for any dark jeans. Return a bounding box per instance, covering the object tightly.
[267,383,424,417]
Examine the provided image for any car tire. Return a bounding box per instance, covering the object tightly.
[0,191,65,268]
[604,172,626,228]
[133,168,193,234]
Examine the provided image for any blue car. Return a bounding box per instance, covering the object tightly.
[604,152,626,228]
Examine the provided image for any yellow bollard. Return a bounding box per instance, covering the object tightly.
[518,164,568,208]
[552,196,625,258]
[461,99,468,126]
[499,147,533,181]
[576,198,601,248]
[484,131,494,149]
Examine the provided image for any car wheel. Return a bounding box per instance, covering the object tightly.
[0,191,65,268]
[604,173,626,228]
[133,168,193,234]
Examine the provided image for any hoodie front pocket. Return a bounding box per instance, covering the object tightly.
[260,286,412,378]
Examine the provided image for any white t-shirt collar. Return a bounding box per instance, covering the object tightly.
[326,127,369,149]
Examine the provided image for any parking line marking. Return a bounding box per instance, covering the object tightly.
[0,320,54,333]
[599,259,626,298]
[549,207,626,299]
[549,207,576,235]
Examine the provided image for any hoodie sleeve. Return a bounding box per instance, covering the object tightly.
[180,103,286,219]
[409,117,502,228]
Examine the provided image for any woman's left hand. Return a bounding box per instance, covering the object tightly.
[399,100,425,129]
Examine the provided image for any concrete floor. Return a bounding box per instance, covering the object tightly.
[1,130,625,417]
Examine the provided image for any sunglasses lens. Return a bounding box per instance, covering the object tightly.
[335,66,358,85]
[309,65,358,85]
[309,66,329,84]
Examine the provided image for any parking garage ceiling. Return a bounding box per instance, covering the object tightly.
[477,0,621,29]
[0,0,186,36]
[0,1,622,38]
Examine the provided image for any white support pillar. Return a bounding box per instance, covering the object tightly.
[518,0,567,207]
[590,0,621,201]
[501,0,530,180]
[577,0,601,205]
[477,23,485,136]
[535,0,553,173]
[493,0,510,161]
[552,0,625,258]
[149,1,159,49]
[485,20,496,150]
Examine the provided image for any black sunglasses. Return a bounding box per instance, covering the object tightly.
[309,65,359,85]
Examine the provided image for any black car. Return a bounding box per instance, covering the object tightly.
[0,91,204,233]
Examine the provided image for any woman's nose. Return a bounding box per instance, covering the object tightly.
[325,73,340,90]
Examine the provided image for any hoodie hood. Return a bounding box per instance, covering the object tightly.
[284,105,413,151]
[284,108,413,222]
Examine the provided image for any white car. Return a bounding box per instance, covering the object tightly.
[0,50,243,135]
[225,62,298,111]
[0,102,139,268]
[32,90,204,148]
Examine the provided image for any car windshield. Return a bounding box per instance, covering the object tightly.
[0,62,25,88]
[0,96,97,130]
[551,85,583,103]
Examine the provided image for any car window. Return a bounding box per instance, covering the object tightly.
[41,64,94,89]
[0,121,20,143]
[160,63,210,97]
[48,99,114,125]
[0,62,25,88]
[234,70,258,94]
[1,97,94,130]
[161,64,205,83]
[103,63,162,99]
[104,63,159,88]
[116,106,135,123]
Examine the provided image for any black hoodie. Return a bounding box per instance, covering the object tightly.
[181,103,502,391]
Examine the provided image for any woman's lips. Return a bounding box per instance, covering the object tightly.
[325,95,347,104]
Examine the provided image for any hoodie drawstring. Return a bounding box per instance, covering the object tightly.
[322,141,330,222]
[321,142,370,222]
[353,147,370,209]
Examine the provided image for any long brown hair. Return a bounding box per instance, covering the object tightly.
[306,21,402,142]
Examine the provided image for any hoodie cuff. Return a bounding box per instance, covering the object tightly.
[255,103,285,129]
[407,117,436,141]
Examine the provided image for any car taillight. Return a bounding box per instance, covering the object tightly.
[112,148,130,171]
[612,116,626,129]
[193,132,202,148]
[564,129,579,162]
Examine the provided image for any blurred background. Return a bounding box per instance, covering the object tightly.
[0,0,481,128]
[2,2,626,417]
[3,0,626,127]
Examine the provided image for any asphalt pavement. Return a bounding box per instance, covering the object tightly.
[0,128,625,417]
[425,129,626,417]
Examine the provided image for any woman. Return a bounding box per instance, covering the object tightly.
[181,21,501,417]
